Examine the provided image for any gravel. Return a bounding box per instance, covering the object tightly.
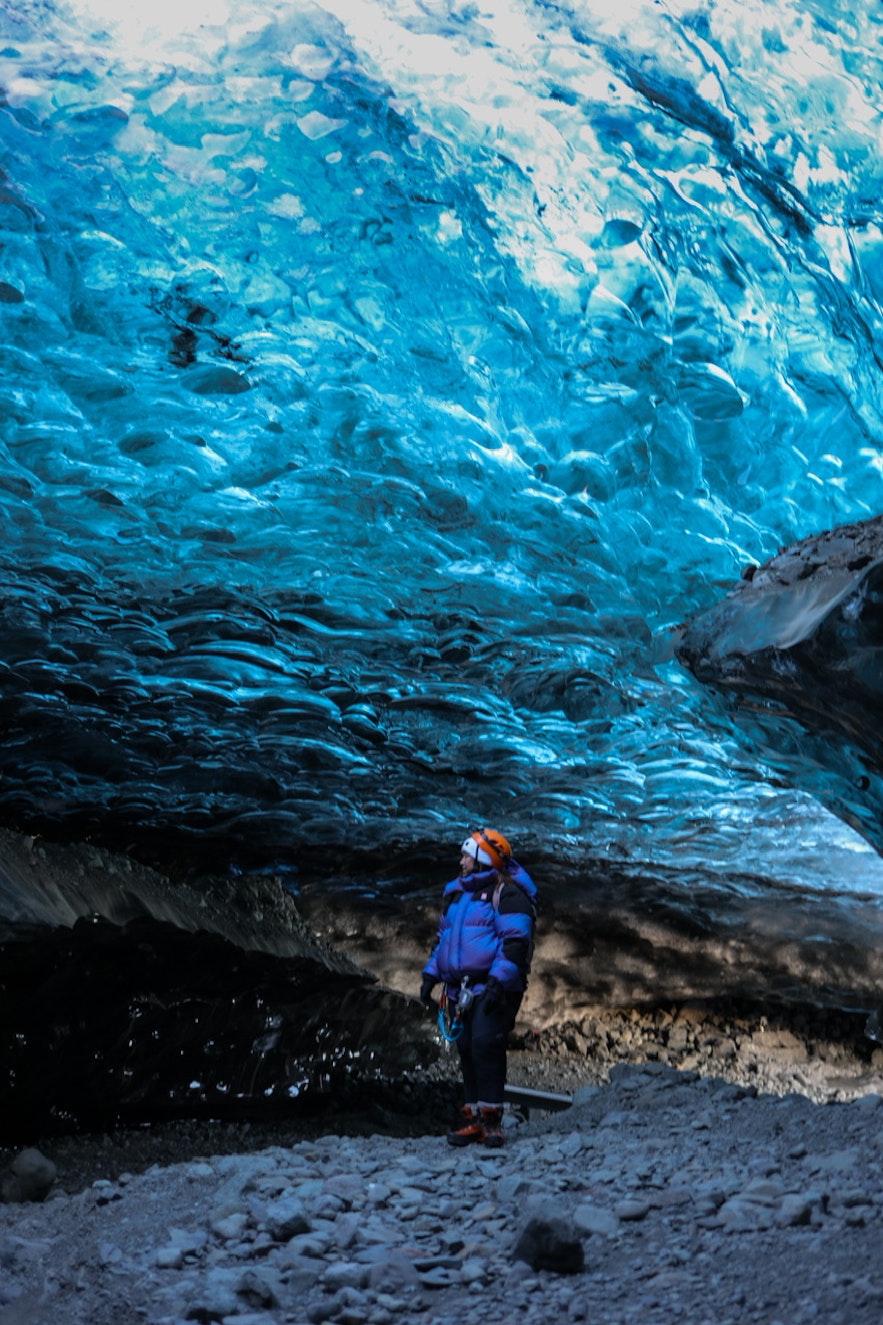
[2,997,883,1325]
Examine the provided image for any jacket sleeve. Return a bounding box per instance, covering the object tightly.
[423,912,445,980]
[422,882,459,980]
[488,871,536,988]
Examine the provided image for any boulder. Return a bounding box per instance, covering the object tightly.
[0,1148,57,1203]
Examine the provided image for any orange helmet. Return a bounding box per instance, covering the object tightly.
[461,828,512,870]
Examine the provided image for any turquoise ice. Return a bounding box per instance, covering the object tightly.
[0,0,881,896]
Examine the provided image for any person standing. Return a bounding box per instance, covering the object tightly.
[420,828,537,1148]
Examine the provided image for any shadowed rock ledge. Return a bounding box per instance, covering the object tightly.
[0,829,437,1144]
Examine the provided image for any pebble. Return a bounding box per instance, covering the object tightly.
[2,1064,883,1324]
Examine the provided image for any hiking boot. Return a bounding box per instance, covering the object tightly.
[480,1107,504,1148]
[447,1106,485,1146]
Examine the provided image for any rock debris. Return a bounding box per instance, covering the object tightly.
[3,1057,883,1325]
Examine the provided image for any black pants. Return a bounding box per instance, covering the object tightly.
[457,989,523,1106]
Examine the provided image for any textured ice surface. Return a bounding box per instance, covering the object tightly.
[0,0,882,897]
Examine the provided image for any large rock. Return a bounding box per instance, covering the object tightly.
[0,1148,57,1203]
[511,1213,586,1274]
[677,516,883,856]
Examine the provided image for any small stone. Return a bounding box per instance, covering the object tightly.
[324,1262,369,1291]
[167,1227,208,1256]
[511,1216,585,1274]
[742,1178,785,1205]
[572,1204,620,1238]
[775,1195,813,1227]
[187,1162,215,1179]
[419,1266,458,1289]
[806,1148,860,1175]
[264,1195,311,1242]
[212,1212,250,1241]
[718,1197,775,1230]
[366,1248,420,1293]
[497,1174,532,1203]
[559,1132,589,1157]
[311,1192,348,1219]
[94,1186,123,1206]
[236,1267,282,1309]
[156,1246,185,1270]
[288,1234,332,1258]
[184,1268,240,1320]
[270,1249,323,1293]
[460,1257,488,1284]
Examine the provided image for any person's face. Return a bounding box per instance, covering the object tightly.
[460,850,477,877]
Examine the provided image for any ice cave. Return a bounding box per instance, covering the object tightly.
[1,0,883,1137]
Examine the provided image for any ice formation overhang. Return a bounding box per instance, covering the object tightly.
[677,517,883,855]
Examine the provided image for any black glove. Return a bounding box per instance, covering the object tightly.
[482,976,504,1012]
[420,975,438,1009]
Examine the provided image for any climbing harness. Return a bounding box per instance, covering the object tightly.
[438,976,473,1042]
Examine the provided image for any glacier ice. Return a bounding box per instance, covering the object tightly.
[0,0,882,894]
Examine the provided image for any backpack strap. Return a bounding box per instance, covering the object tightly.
[492,876,536,976]
[492,877,536,917]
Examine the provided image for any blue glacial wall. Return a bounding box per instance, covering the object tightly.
[0,0,881,892]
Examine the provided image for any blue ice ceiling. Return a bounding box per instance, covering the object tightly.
[0,0,882,891]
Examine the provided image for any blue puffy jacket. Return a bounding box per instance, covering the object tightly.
[423,862,537,995]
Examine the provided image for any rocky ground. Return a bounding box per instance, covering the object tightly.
[3,999,883,1325]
